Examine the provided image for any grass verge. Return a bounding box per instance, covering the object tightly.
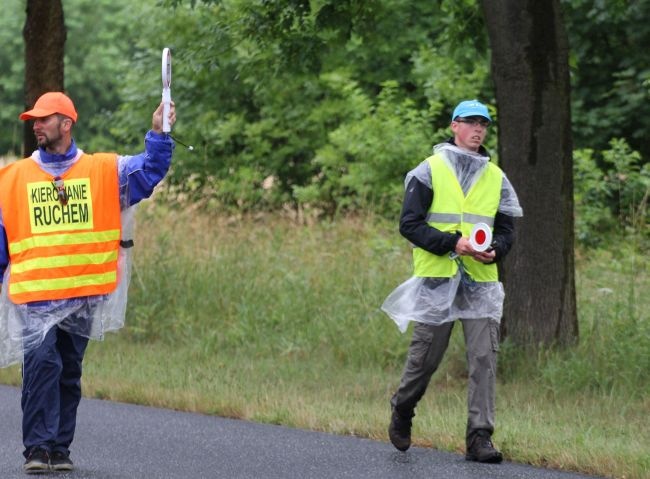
[1,206,647,479]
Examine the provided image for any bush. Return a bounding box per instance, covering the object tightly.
[573,138,649,249]
[293,79,438,217]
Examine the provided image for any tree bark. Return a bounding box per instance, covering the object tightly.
[480,0,578,346]
[23,0,66,156]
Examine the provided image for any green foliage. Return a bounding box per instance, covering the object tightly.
[0,0,141,156]
[0,0,27,156]
[562,0,650,161]
[63,0,137,152]
[1,0,492,215]
[99,0,492,215]
[573,139,649,249]
[293,78,437,216]
[3,0,646,241]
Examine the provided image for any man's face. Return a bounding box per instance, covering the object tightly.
[450,116,489,152]
[33,114,70,150]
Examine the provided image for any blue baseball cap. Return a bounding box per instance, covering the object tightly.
[451,99,491,121]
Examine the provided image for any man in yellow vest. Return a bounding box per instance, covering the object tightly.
[382,100,523,463]
[0,92,176,472]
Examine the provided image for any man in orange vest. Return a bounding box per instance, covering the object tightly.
[0,92,176,473]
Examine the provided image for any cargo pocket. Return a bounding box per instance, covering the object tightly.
[407,323,436,369]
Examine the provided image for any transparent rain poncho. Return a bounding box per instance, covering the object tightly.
[0,152,139,367]
[381,143,523,332]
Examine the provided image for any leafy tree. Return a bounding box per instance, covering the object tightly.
[293,78,436,215]
[23,0,66,156]
[562,0,650,162]
[110,0,492,215]
[480,0,578,347]
[0,1,26,157]
[0,0,138,157]
[63,0,135,152]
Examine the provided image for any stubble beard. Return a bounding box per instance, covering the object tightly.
[35,128,63,151]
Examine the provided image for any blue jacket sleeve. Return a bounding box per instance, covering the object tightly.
[0,220,7,282]
[120,131,174,207]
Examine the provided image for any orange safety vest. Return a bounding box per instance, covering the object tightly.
[0,153,121,304]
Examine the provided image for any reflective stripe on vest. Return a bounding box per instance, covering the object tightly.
[413,153,502,281]
[0,153,121,303]
[426,212,495,227]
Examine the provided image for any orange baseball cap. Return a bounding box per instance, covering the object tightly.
[19,92,78,122]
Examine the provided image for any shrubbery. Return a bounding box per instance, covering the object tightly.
[574,138,649,250]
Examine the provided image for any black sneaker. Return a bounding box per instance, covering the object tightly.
[465,431,503,463]
[50,450,74,471]
[388,409,413,451]
[23,447,50,473]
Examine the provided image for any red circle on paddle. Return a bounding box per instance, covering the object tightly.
[475,229,487,245]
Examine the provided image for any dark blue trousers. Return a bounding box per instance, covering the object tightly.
[21,325,89,457]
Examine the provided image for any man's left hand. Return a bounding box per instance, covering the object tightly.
[472,249,496,263]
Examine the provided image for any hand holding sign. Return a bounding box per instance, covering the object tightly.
[469,222,497,264]
[449,223,494,261]
[469,223,492,252]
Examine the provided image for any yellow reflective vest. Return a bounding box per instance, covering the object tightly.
[413,153,502,282]
[0,153,121,304]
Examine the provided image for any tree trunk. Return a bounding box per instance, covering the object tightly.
[22,0,66,156]
[480,0,578,346]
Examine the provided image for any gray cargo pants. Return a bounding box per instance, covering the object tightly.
[390,318,500,445]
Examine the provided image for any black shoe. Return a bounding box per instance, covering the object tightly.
[50,450,74,471]
[23,447,50,473]
[388,409,413,451]
[465,431,503,463]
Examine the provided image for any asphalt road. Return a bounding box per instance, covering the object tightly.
[0,385,604,479]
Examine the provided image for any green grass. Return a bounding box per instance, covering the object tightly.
[1,205,647,479]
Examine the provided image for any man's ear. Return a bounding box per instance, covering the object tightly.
[62,118,74,132]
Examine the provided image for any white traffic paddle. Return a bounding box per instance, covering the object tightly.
[161,47,194,151]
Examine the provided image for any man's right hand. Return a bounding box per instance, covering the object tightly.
[454,237,476,256]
